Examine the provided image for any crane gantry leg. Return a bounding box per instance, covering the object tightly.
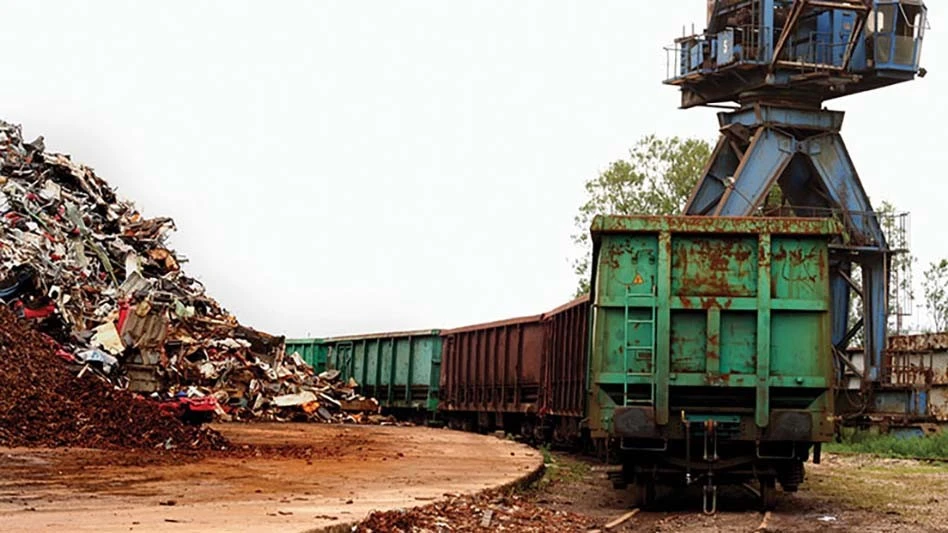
[684,102,890,392]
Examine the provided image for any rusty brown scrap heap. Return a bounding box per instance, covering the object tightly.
[0,305,228,449]
[0,120,377,424]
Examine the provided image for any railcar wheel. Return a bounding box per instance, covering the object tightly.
[777,460,805,493]
[631,477,656,509]
[611,463,633,490]
[759,476,777,511]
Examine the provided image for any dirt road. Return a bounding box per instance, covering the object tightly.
[0,423,542,533]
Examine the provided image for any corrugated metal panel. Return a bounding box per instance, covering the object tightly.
[320,331,442,412]
[541,295,590,418]
[440,315,545,414]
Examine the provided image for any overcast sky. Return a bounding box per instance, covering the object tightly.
[2,1,943,337]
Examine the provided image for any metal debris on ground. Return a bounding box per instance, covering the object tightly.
[0,306,227,449]
[352,490,595,533]
[0,120,378,424]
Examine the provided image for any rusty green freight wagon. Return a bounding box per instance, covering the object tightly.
[285,338,327,373]
[319,330,442,420]
[587,215,841,512]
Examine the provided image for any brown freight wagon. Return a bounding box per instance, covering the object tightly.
[438,295,591,443]
[438,313,546,434]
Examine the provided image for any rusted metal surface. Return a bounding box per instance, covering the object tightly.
[439,314,542,335]
[932,387,948,421]
[866,333,948,421]
[885,352,940,386]
[888,333,948,353]
[439,314,546,414]
[439,297,590,421]
[540,295,590,418]
[590,215,842,236]
[883,333,948,387]
[589,214,836,438]
[670,237,757,297]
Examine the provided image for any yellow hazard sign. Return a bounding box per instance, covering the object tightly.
[633,273,644,285]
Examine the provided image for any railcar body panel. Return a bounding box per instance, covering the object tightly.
[439,315,546,415]
[285,338,326,373]
[541,296,590,419]
[320,330,442,413]
[587,215,841,507]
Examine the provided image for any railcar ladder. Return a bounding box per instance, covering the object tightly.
[623,286,657,406]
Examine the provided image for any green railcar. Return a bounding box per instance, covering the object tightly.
[320,330,443,419]
[587,215,841,512]
[285,338,327,373]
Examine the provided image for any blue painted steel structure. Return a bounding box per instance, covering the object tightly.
[668,1,927,109]
[665,1,928,417]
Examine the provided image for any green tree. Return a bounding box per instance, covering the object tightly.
[923,259,948,332]
[570,135,711,296]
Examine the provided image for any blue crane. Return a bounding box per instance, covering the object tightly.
[665,0,928,419]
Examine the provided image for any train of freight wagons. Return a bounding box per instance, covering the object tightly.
[289,214,842,512]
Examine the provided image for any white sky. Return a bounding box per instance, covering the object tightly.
[1,1,943,337]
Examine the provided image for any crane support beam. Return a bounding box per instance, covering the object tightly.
[710,129,794,216]
[684,104,890,390]
[771,1,809,70]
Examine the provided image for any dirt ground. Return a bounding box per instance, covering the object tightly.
[0,423,542,533]
[3,423,946,533]
[528,451,948,533]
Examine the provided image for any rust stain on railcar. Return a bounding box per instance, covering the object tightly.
[677,296,735,310]
[672,237,756,297]
[591,215,842,236]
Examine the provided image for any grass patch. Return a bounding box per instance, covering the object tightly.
[535,446,590,486]
[825,429,948,460]
[539,445,554,466]
[805,453,948,529]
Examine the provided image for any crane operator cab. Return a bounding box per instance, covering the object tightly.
[863,0,927,73]
[665,0,928,109]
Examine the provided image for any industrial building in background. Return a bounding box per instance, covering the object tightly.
[664,0,933,427]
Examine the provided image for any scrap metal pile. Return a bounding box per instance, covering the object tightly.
[0,119,378,424]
